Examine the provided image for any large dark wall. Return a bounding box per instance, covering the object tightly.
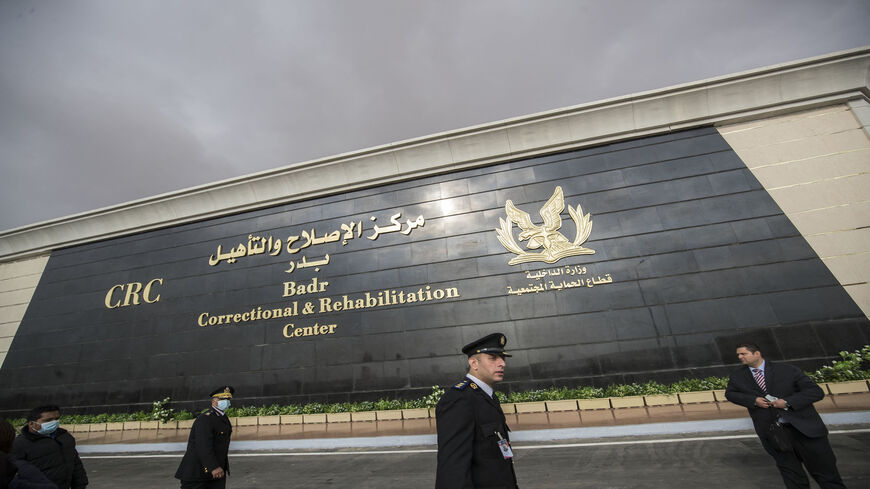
[1,127,867,415]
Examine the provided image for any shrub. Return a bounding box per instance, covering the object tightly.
[604,383,645,398]
[350,401,374,412]
[566,386,605,399]
[401,399,425,409]
[151,397,175,423]
[130,411,151,421]
[638,381,669,395]
[541,387,569,401]
[422,385,445,408]
[7,418,26,427]
[226,405,258,418]
[88,413,130,423]
[60,414,92,425]
[94,414,107,423]
[667,376,727,393]
[808,346,870,383]
[301,403,325,415]
[175,410,194,421]
[257,404,282,416]
[506,389,545,403]
[278,404,303,415]
[373,399,402,411]
[324,403,352,413]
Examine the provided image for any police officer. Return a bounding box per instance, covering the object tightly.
[435,333,519,489]
[175,386,234,489]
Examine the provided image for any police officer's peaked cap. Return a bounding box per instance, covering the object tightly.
[462,333,511,358]
[210,386,234,399]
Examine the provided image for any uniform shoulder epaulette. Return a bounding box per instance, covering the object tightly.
[453,379,480,391]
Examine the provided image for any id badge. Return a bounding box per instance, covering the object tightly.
[497,439,514,459]
[495,432,513,459]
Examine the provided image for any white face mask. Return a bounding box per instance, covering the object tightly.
[216,399,230,411]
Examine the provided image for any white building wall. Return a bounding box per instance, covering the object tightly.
[718,104,870,317]
[0,255,49,367]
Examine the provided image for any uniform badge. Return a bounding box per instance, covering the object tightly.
[496,431,514,459]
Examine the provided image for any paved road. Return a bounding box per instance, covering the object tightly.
[79,429,870,489]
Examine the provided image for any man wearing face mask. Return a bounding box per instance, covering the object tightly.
[175,386,235,489]
[12,404,88,489]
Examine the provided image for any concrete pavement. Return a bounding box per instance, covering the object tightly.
[69,393,870,487]
[79,426,870,489]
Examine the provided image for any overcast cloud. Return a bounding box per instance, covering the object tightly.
[1,0,868,232]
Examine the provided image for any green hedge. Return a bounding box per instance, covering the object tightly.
[4,345,867,427]
[807,345,870,383]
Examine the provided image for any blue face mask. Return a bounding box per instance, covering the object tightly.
[216,399,230,411]
[37,420,59,435]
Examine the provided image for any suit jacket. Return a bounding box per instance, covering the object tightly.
[725,361,827,439]
[435,378,518,489]
[174,408,233,481]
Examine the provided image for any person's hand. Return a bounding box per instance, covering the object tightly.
[754,397,771,408]
[771,399,788,409]
[211,467,225,479]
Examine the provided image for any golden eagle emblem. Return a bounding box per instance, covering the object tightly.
[495,186,594,265]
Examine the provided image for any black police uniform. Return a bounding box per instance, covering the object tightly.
[175,387,234,489]
[435,333,519,489]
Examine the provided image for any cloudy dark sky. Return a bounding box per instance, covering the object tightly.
[1,1,868,232]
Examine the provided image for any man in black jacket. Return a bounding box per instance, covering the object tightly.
[724,343,846,488]
[175,386,234,489]
[435,333,518,489]
[12,404,88,489]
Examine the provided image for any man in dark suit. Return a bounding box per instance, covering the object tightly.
[175,386,235,489]
[435,332,519,489]
[725,343,846,488]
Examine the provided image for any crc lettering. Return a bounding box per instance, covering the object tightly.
[105,278,163,308]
